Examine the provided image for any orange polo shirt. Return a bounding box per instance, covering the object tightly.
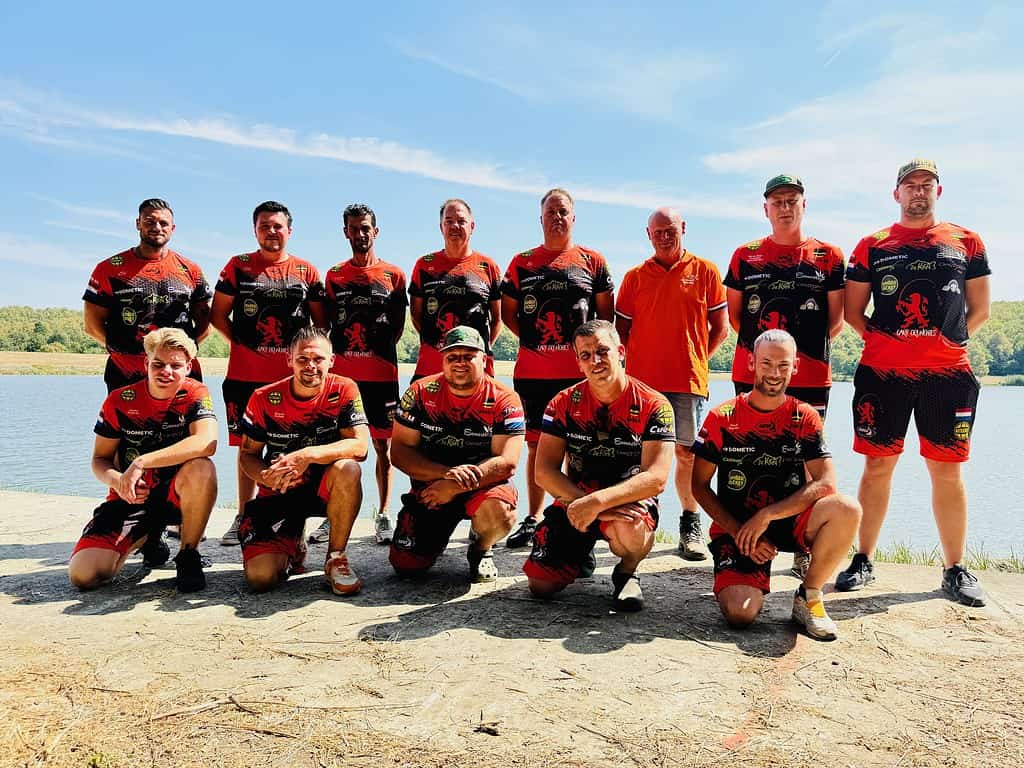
[616,251,726,397]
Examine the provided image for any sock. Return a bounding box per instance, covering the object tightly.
[803,586,823,604]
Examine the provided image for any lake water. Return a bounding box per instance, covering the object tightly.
[0,375,1020,556]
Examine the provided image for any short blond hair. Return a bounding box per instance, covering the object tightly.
[143,327,198,361]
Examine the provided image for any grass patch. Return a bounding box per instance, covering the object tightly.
[654,529,676,545]
[999,374,1024,386]
[870,542,1024,573]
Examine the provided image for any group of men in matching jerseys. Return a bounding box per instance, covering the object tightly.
[70,157,991,642]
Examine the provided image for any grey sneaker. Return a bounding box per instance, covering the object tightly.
[678,512,708,561]
[219,515,242,546]
[942,564,986,607]
[373,514,392,545]
[611,566,643,612]
[506,516,537,549]
[835,553,875,591]
[791,551,811,580]
[468,546,497,583]
[307,519,330,544]
[792,589,838,641]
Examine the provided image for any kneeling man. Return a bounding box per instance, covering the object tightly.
[525,320,674,611]
[69,328,218,592]
[238,327,369,595]
[692,329,861,640]
[390,326,525,582]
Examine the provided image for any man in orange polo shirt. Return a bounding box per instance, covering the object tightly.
[615,207,728,560]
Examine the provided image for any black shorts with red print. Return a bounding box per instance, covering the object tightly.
[708,507,812,595]
[239,471,329,565]
[72,480,182,557]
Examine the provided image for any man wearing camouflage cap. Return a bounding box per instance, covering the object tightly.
[838,159,992,606]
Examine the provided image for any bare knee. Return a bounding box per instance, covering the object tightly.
[718,588,763,628]
[245,565,284,593]
[528,578,566,599]
[327,458,362,489]
[178,456,217,487]
[863,454,899,479]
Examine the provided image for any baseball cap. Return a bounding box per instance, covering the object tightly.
[440,325,486,353]
[764,174,805,197]
[897,158,939,185]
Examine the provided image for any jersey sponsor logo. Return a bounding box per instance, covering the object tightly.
[351,296,371,306]
[423,253,434,263]
[648,424,673,435]
[896,289,931,330]
[590,444,616,457]
[567,431,592,442]
[537,310,564,345]
[483,397,495,409]
[570,389,582,403]
[768,280,795,291]
[745,240,763,250]
[345,322,369,352]
[800,299,819,311]
[400,388,415,410]
[872,229,890,241]
[330,264,343,272]
[336,306,347,324]
[719,404,735,417]
[908,260,935,271]
[753,454,783,467]
[256,316,285,346]
[243,298,259,317]
[437,435,463,448]
[726,469,746,490]
[941,280,961,294]
[426,296,439,314]
[542,280,568,292]
[110,254,125,266]
[120,388,136,401]
[747,295,762,313]
[880,275,899,296]
[464,427,492,438]
[854,395,879,438]
[268,391,283,406]
[238,253,251,262]
[425,381,441,393]
[681,274,697,286]
[523,295,538,314]
[125,447,140,463]
[121,307,137,325]
[954,421,971,441]
[785,472,802,488]
[443,285,467,295]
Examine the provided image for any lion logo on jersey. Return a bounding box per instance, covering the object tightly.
[436,310,460,339]
[256,316,284,347]
[758,310,788,332]
[344,322,369,352]
[537,311,563,345]
[896,292,930,329]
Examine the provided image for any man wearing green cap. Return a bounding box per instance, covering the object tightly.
[389,326,526,582]
[725,175,847,579]
[839,159,992,606]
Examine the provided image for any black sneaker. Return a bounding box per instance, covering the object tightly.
[611,566,643,612]
[578,549,597,579]
[942,564,986,607]
[835,553,875,592]
[505,517,537,549]
[677,511,708,561]
[174,548,206,593]
[140,532,170,568]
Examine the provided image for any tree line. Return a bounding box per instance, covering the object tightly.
[3,302,1024,378]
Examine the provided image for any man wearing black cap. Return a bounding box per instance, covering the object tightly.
[725,174,847,579]
[839,159,992,606]
[389,326,526,582]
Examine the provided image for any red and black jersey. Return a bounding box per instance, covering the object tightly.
[691,395,829,527]
[241,373,368,496]
[94,377,216,499]
[541,376,674,495]
[726,237,845,387]
[83,249,212,383]
[501,245,614,379]
[323,259,407,382]
[215,253,325,382]
[846,222,990,370]
[409,250,501,376]
[395,374,525,490]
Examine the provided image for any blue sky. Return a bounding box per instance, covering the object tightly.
[2,1,1022,308]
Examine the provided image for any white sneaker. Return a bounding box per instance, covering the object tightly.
[307,519,330,544]
[219,515,241,546]
[792,590,838,641]
[373,514,393,545]
[325,551,362,596]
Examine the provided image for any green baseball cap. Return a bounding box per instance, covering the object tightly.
[897,158,939,185]
[440,325,486,353]
[764,174,805,197]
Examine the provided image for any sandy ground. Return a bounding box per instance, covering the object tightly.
[1,489,1022,768]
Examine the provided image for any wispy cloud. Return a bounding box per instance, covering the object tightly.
[43,220,126,239]
[0,84,756,222]
[0,232,84,271]
[33,195,129,222]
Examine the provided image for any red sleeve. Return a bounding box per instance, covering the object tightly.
[83,261,113,306]
[408,259,425,298]
[215,258,239,295]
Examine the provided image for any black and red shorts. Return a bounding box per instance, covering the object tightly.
[354,379,399,441]
[852,365,979,462]
[238,472,330,565]
[514,377,580,443]
[389,482,518,572]
[71,478,182,557]
[222,378,265,446]
[734,382,830,420]
[708,507,812,595]
[523,501,659,588]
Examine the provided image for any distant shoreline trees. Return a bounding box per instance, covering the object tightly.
[3,303,1023,377]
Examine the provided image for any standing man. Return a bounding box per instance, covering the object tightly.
[313,204,407,547]
[68,328,218,593]
[238,327,369,596]
[615,207,728,562]
[501,188,615,548]
[389,327,525,583]
[524,320,674,611]
[210,201,327,545]
[409,199,503,377]
[83,199,212,392]
[692,329,861,640]
[838,160,992,606]
[725,175,846,578]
